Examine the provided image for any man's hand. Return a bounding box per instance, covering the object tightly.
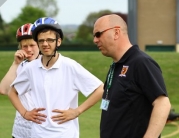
[24,108,47,124]
[51,108,80,124]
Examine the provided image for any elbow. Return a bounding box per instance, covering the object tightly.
[98,83,104,98]
[0,87,7,95]
[7,86,14,98]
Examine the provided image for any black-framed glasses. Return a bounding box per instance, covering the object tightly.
[93,26,120,38]
[37,38,57,44]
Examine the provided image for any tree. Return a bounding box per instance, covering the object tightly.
[6,6,46,43]
[10,6,46,26]
[0,13,9,44]
[0,13,4,32]
[74,10,112,44]
[26,0,59,17]
[83,10,112,27]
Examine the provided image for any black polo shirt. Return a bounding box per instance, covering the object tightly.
[100,45,167,138]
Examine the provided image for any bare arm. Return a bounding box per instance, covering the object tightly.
[8,86,27,116]
[51,83,104,123]
[77,83,104,114]
[0,62,19,95]
[0,50,28,95]
[143,96,171,138]
[8,86,47,123]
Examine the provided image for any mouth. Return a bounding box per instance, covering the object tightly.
[43,48,50,52]
[26,53,34,60]
[28,53,33,56]
[97,46,102,50]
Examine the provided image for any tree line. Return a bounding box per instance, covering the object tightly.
[0,0,127,46]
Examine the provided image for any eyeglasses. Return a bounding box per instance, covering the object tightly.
[93,26,120,38]
[37,38,57,44]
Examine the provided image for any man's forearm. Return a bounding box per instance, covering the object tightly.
[143,96,171,138]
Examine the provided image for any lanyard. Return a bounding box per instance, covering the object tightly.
[105,63,115,99]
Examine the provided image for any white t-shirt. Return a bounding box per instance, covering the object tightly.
[12,54,102,138]
[12,60,35,138]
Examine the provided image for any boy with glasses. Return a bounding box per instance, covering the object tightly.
[8,17,104,138]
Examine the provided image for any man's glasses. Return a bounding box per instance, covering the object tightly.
[37,38,57,44]
[93,26,120,38]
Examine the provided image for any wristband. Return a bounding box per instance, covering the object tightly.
[23,110,27,118]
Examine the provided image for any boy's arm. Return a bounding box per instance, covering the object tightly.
[76,83,104,114]
[8,86,47,123]
[0,50,27,95]
[0,62,19,95]
[8,86,27,116]
[51,84,104,123]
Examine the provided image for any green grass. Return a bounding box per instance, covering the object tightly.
[0,51,179,137]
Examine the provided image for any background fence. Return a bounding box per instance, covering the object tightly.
[0,43,99,51]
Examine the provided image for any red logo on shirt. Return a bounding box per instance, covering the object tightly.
[119,65,129,77]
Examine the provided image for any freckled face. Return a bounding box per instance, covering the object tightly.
[20,39,39,61]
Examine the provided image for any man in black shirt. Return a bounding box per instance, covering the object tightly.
[93,14,171,138]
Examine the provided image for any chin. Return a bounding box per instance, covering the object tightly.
[46,54,53,57]
[28,57,35,61]
[101,51,108,56]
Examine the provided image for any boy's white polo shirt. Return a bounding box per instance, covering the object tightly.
[12,54,103,138]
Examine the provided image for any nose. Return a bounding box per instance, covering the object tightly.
[93,37,99,45]
[27,46,32,51]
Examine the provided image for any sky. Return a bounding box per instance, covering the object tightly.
[0,0,128,25]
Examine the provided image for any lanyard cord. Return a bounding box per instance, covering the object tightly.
[105,63,115,99]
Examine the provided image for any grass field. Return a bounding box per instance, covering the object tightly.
[0,51,179,137]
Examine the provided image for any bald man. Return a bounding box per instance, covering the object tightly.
[93,14,171,138]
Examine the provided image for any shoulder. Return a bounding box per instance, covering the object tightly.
[60,55,87,72]
[132,48,158,64]
[134,52,162,76]
[19,59,40,72]
[17,60,31,73]
[60,55,80,66]
[127,47,161,72]
[139,52,158,66]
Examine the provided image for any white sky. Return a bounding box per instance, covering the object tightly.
[0,0,128,25]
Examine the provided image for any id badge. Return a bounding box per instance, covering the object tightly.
[100,98,110,111]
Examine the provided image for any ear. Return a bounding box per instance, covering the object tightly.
[57,38,62,47]
[114,28,120,40]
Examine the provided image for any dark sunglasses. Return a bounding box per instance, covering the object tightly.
[93,26,120,38]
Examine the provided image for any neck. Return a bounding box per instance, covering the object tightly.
[42,52,59,68]
[113,43,132,62]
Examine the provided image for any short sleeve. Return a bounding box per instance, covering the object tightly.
[135,58,167,103]
[11,66,30,95]
[73,62,103,97]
